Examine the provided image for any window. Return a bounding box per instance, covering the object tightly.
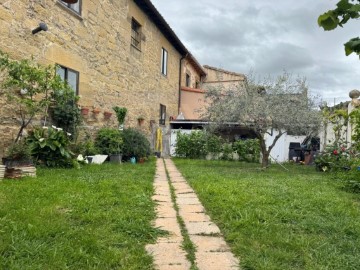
[56,65,79,94]
[186,73,191,87]
[60,0,81,14]
[195,81,200,89]
[159,104,166,125]
[161,48,168,76]
[131,18,141,50]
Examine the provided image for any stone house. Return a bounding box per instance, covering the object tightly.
[0,0,205,157]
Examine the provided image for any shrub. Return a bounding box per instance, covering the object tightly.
[113,106,127,125]
[314,141,355,172]
[233,139,260,163]
[175,131,207,159]
[27,126,74,167]
[50,98,81,138]
[5,140,32,161]
[121,128,151,161]
[221,143,233,161]
[94,128,123,155]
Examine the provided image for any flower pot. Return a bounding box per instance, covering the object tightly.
[110,154,122,164]
[139,157,145,164]
[137,118,145,126]
[104,111,112,119]
[81,107,89,115]
[92,108,101,115]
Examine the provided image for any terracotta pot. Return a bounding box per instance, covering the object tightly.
[104,111,112,119]
[81,107,89,115]
[92,108,101,115]
[137,118,145,126]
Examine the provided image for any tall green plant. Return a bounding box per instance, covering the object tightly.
[113,106,127,125]
[94,128,123,155]
[50,83,81,138]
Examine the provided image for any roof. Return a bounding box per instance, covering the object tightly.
[203,65,246,78]
[186,53,207,77]
[134,0,187,55]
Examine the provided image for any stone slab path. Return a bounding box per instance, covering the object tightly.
[146,159,240,270]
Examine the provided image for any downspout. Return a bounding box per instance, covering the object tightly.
[178,54,188,114]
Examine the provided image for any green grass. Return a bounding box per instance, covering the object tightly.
[173,159,360,270]
[0,160,161,270]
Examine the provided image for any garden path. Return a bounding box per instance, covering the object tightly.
[146,158,240,270]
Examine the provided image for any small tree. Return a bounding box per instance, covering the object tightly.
[0,50,76,142]
[206,72,321,167]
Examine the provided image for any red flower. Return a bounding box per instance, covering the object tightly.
[333,150,338,155]
[341,147,346,152]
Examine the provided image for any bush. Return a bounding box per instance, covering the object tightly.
[27,126,74,167]
[233,139,260,163]
[314,141,355,172]
[94,128,123,155]
[50,100,81,138]
[175,131,208,159]
[121,128,151,161]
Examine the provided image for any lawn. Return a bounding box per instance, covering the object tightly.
[173,159,360,270]
[0,160,160,270]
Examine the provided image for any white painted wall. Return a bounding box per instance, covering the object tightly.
[264,130,306,162]
[170,129,193,156]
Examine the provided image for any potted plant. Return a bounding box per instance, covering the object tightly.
[113,106,127,130]
[2,140,35,178]
[2,140,33,168]
[94,128,123,164]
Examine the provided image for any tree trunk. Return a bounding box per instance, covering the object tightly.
[262,151,270,167]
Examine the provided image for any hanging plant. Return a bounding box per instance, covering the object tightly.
[113,106,127,125]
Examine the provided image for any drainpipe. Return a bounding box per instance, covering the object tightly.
[178,54,188,115]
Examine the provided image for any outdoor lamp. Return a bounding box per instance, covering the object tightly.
[62,0,78,3]
[32,23,48,35]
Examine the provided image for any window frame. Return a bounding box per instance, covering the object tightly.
[56,65,80,95]
[131,18,142,51]
[159,104,166,125]
[161,48,168,76]
[59,0,82,15]
[186,73,191,87]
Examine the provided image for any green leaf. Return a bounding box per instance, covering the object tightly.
[318,12,339,30]
[337,0,353,10]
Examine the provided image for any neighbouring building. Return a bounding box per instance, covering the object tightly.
[0,0,198,157]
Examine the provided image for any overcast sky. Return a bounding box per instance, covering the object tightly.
[151,0,360,105]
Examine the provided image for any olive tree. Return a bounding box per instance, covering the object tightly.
[205,72,321,167]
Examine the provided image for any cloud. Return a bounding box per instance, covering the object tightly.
[151,0,360,103]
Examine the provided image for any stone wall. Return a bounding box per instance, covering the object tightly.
[0,0,182,157]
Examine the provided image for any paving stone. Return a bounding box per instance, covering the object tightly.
[152,194,172,203]
[176,192,197,198]
[146,242,190,270]
[155,217,182,237]
[178,204,205,214]
[176,196,202,205]
[185,221,221,235]
[156,203,177,218]
[195,251,239,270]
[189,235,230,252]
[181,212,211,222]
